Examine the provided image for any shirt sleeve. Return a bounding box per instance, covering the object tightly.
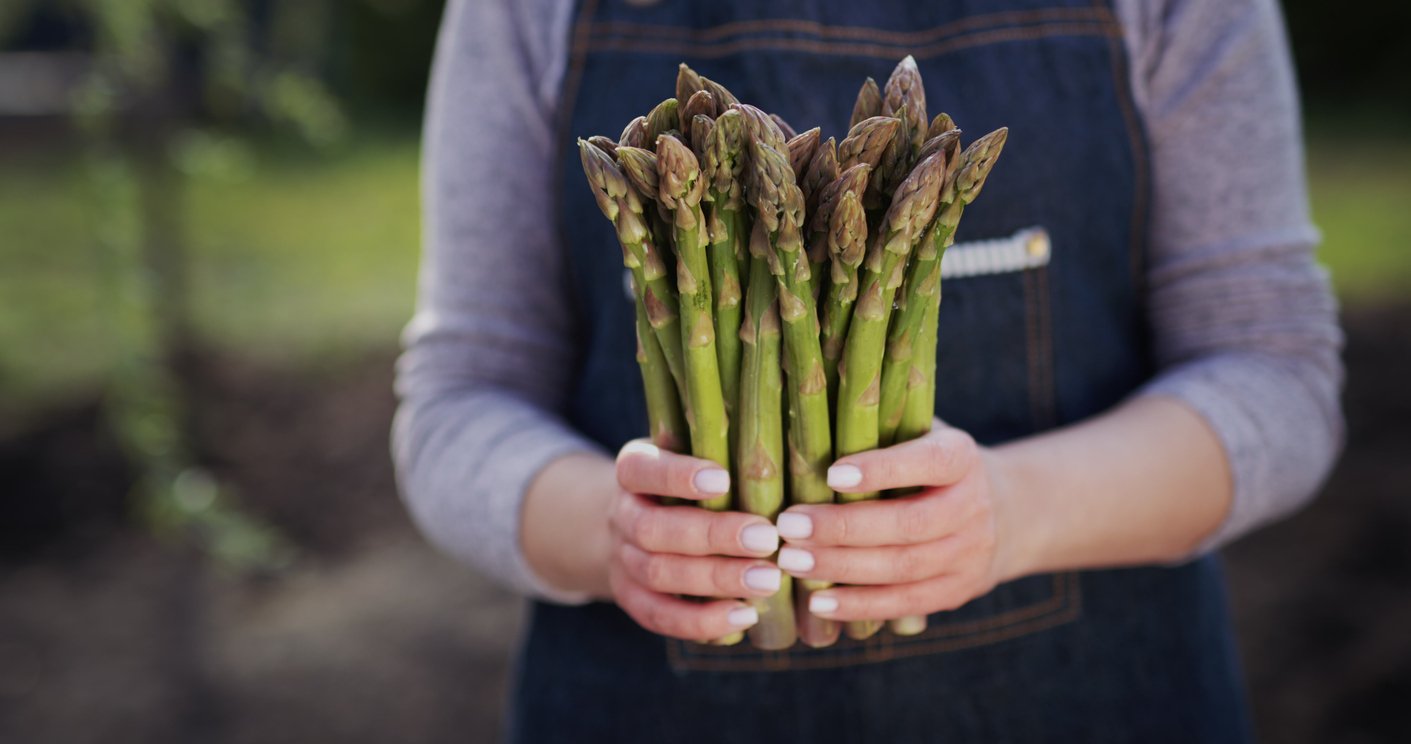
[1116,0,1345,552]
[391,0,596,602]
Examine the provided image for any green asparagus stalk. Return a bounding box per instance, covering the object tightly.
[737,233,796,650]
[812,165,871,400]
[690,114,715,164]
[634,290,689,453]
[731,102,787,151]
[850,76,882,129]
[699,74,740,109]
[887,127,1008,638]
[749,140,833,508]
[799,138,841,290]
[876,130,963,446]
[834,152,948,640]
[612,145,689,397]
[656,134,733,511]
[749,142,841,648]
[700,111,749,456]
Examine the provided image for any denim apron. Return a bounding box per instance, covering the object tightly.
[510,1,1253,741]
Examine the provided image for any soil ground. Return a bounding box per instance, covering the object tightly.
[1,303,1407,743]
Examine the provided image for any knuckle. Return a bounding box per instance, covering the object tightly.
[706,514,738,554]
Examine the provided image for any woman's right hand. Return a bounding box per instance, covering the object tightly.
[608,440,783,640]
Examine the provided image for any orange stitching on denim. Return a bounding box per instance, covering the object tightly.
[666,574,1083,672]
[589,7,1109,46]
[582,22,1120,62]
[1099,5,1150,290]
[666,573,1083,672]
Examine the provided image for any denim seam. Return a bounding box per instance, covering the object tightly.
[664,573,1083,672]
[580,22,1121,61]
[588,7,1111,45]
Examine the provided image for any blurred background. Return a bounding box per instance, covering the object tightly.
[0,1,1406,742]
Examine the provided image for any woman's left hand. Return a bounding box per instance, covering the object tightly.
[774,423,1021,623]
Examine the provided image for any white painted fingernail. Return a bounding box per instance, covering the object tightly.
[743,566,781,592]
[740,524,779,554]
[777,547,815,573]
[693,468,730,495]
[827,464,863,489]
[776,512,813,540]
[727,606,759,628]
[809,594,839,615]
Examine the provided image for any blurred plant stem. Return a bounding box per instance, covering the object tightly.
[23,0,359,573]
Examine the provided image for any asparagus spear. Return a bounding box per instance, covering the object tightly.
[749,142,840,647]
[799,137,839,217]
[700,111,749,452]
[682,90,717,140]
[837,115,899,174]
[786,127,822,177]
[811,165,871,400]
[850,76,882,129]
[635,288,689,453]
[749,140,832,508]
[834,152,948,640]
[644,98,680,146]
[730,102,787,151]
[876,130,963,446]
[656,134,733,511]
[863,57,928,210]
[698,74,740,109]
[886,128,1007,638]
[580,141,687,401]
[619,115,647,148]
[737,226,796,650]
[690,114,715,164]
[676,63,704,108]
[770,113,798,140]
[887,289,940,640]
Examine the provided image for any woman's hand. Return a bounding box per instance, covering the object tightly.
[607,440,784,640]
[774,423,1020,623]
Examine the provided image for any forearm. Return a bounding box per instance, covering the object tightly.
[521,452,617,599]
[993,395,1231,580]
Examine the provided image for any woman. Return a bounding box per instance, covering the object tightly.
[394,0,1342,740]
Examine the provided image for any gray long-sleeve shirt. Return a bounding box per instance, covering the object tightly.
[393,0,1344,603]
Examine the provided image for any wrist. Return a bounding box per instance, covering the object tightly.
[986,445,1049,583]
[522,452,616,599]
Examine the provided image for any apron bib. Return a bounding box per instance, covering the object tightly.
[511,1,1253,740]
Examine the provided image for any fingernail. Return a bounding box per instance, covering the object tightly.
[743,566,781,592]
[740,524,779,554]
[776,512,813,540]
[827,464,863,489]
[809,593,839,615]
[727,606,759,628]
[693,468,730,495]
[777,547,815,574]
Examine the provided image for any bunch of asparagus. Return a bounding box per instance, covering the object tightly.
[579,56,1006,650]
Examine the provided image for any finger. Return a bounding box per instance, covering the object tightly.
[611,570,759,640]
[777,534,972,585]
[611,493,779,557]
[805,574,980,622]
[617,543,782,598]
[826,426,977,493]
[616,440,731,501]
[776,484,979,547]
